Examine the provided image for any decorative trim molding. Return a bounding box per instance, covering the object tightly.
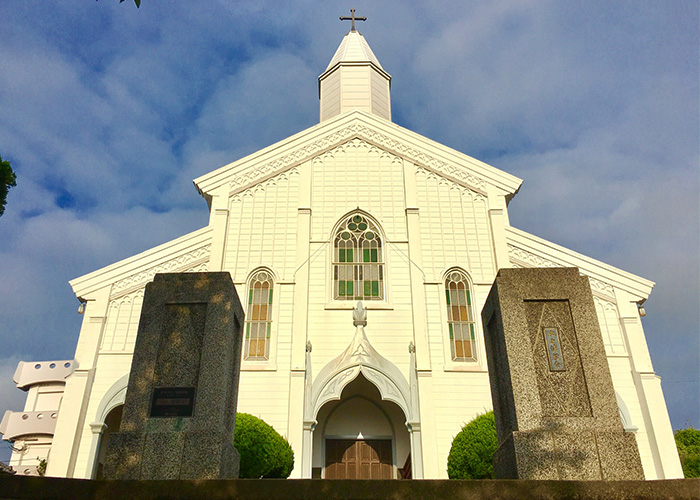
[415,167,486,201]
[110,245,211,299]
[230,168,298,201]
[588,276,616,301]
[226,124,488,194]
[508,244,617,301]
[508,244,560,269]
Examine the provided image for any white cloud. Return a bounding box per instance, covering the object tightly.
[0,0,696,434]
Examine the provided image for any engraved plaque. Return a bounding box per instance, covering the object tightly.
[150,387,196,417]
[524,299,591,417]
[543,327,565,371]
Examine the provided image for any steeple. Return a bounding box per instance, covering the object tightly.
[319,18,391,122]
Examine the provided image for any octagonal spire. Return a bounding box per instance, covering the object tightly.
[319,30,392,122]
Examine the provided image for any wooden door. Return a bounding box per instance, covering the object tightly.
[325,439,393,479]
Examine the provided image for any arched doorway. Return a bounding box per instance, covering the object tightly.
[93,404,123,479]
[313,374,410,479]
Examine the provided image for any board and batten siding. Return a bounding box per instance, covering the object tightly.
[225,169,300,282]
[415,168,495,283]
[307,142,413,376]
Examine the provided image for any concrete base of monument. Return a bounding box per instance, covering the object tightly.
[1,475,698,500]
[494,430,645,480]
[103,430,239,480]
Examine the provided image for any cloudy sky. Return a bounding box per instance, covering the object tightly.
[0,1,697,463]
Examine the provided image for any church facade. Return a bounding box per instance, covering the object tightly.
[1,29,683,480]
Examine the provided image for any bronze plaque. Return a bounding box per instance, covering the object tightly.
[150,387,196,417]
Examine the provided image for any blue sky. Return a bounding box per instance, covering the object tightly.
[0,1,698,464]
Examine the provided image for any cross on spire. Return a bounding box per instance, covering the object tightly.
[339,8,366,32]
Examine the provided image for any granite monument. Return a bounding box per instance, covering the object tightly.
[481,267,644,480]
[102,272,244,480]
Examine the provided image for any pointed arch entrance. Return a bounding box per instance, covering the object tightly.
[301,305,424,478]
[314,373,409,479]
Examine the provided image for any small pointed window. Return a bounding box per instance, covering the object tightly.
[245,271,273,361]
[333,214,384,301]
[445,270,476,361]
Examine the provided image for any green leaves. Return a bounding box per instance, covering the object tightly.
[447,411,498,479]
[675,427,700,478]
[234,413,294,478]
[0,155,16,218]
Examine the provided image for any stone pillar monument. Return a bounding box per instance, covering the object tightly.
[481,267,644,480]
[103,272,244,480]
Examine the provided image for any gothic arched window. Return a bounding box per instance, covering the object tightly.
[245,270,273,360]
[333,214,384,301]
[445,270,476,361]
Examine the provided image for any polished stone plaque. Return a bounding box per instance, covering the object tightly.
[543,327,565,371]
[150,387,196,418]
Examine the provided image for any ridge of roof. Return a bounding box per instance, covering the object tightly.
[193,110,523,199]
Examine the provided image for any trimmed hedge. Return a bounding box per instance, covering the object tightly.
[675,427,700,478]
[447,411,498,479]
[234,413,294,478]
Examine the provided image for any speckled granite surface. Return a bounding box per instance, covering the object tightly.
[103,272,244,480]
[482,267,644,480]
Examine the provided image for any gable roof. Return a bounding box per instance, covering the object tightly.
[194,110,523,202]
[70,226,212,299]
[506,226,654,300]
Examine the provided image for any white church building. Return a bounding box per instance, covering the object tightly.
[1,27,683,480]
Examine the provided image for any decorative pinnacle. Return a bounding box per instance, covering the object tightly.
[353,301,367,326]
[340,8,366,32]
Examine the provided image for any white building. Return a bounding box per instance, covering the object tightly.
[1,28,683,480]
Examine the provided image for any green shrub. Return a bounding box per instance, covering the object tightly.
[36,458,46,477]
[447,411,498,479]
[674,427,700,478]
[234,413,294,478]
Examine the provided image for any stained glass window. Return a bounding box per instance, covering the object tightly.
[445,270,476,361]
[245,270,273,360]
[333,214,384,301]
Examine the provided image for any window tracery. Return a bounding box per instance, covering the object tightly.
[445,270,476,361]
[245,270,273,360]
[333,214,384,301]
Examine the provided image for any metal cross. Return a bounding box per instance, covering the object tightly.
[340,8,366,31]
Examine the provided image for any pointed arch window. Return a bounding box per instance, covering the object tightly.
[445,270,476,361]
[334,214,384,301]
[245,270,273,360]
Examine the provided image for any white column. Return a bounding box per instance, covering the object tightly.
[48,286,110,478]
[206,189,230,271]
[486,185,511,271]
[84,422,107,479]
[290,161,312,372]
[406,422,424,479]
[407,341,424,478]
[301,420,317,479]
[300,340,315,478]
[403,160,431,371]
[415,371,439,478]
[616,289,683,479]
[286,370,305,478]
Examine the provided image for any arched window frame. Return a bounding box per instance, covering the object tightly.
[331,212,386,303]
[443,269,478,363]
[244,269,275,362]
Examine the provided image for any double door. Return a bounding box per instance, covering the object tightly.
[325,439,393,479]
